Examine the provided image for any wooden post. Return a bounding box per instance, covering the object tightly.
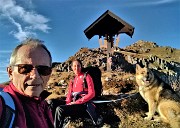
[106,35,114,72]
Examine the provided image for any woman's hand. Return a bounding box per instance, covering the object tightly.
[67,102,76,105]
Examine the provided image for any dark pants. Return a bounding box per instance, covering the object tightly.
[54,103,98,128]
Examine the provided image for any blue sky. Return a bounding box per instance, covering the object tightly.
[0,0,179,83]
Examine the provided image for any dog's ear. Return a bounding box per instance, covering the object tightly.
[136,64,141,70]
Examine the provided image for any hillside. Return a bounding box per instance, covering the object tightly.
[47,40,180,128]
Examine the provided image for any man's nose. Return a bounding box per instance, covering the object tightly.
[29,68,40,78]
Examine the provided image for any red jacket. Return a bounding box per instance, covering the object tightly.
[66,72,95,104]
[0,82,53,128]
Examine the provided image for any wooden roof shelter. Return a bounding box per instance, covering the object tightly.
[84,10,134,40]
[84,10,135,71]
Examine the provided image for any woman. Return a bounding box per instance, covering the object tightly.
[54,59,98,128]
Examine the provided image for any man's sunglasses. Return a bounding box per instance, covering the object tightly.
[11,64,52,76]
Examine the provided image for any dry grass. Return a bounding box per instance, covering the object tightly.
[47,71,171,128]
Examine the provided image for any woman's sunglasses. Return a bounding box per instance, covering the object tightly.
[11,64,52,76]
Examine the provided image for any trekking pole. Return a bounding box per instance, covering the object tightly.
[92,93,138,104]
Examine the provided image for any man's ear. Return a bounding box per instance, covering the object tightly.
[7,67,13,81]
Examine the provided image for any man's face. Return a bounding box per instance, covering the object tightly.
[72,61,82,75]
[8,45,51,97]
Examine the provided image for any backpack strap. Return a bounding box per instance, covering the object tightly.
[83,72,88,90]
[0,91,16,128]
[71,73,88,91]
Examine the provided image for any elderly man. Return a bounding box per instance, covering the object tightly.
[0,38,54,127]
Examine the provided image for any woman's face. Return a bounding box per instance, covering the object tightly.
[72,60,82,75]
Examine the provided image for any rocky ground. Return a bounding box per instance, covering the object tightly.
[46,41,180,128]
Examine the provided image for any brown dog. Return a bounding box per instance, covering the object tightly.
[136,64,180,128]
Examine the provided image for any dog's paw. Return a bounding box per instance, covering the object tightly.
[153,116,161,122]
[144,116,152,120]
[145,112,149,116]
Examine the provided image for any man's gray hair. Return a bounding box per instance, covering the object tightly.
[9,38,52,66]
